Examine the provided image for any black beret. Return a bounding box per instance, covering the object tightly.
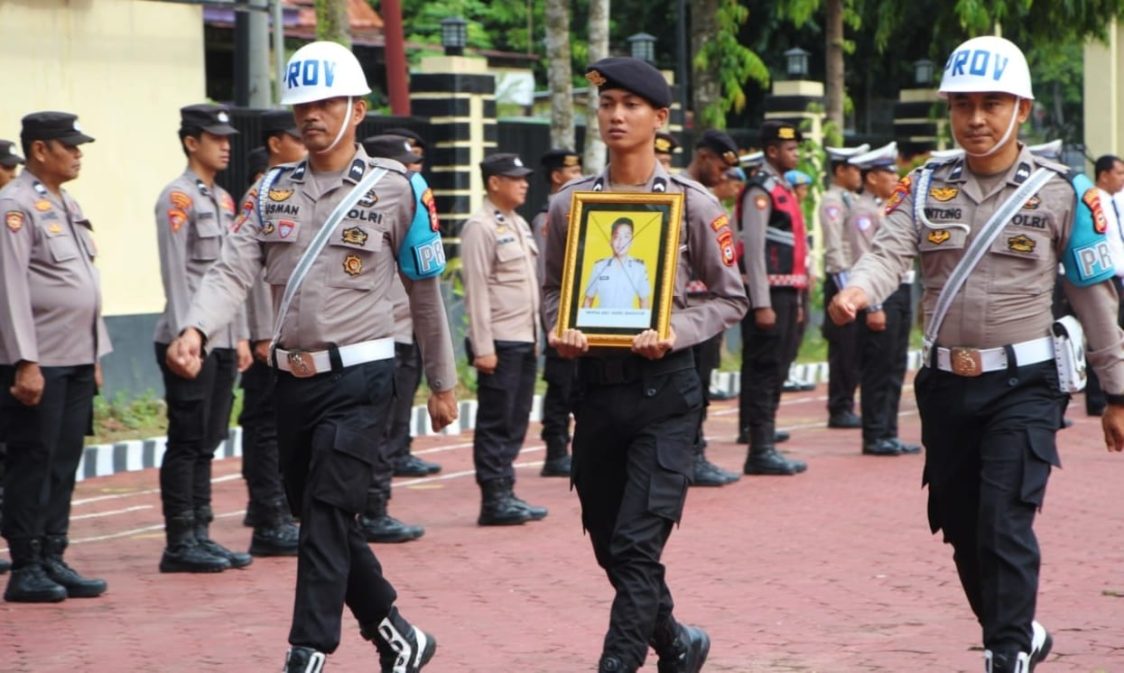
[180,104,238,136]
[540,148,581,171]
[363,134,423,165]
[654,131,680,155]
[384,127,426,152]
[0,140,24,167]
[260,110,299,139]
[21,111,95,146]
[759,121,802,145]
[481,153,533,178]
[585,57,672,109]
[696,130,739,167]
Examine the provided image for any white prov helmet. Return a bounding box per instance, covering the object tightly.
[939,36,1034,100]
[281,41,371,106]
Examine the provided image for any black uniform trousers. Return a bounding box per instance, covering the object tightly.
[540,344,577,449]
[690,333,722,450]
[239,359,287,510]
[156,344,237,519]
[859,284,912,443]
[739,287,800,433]
[274,359,399,653]
[572,350,700,670]
[823,276,861,416]
[0,365,94,543]
[368,341,422,505]
[470,340,536,486]
[915,360,1062,655]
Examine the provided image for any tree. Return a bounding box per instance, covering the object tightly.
[316,0,351,46]
[545,0,575,149]
[583,0,609,173]
[778,0,860,132]
[692,0,770,129]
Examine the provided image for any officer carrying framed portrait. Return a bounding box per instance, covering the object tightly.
[556,191,683,347]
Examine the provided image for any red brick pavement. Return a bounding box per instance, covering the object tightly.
[2,385,1124,672]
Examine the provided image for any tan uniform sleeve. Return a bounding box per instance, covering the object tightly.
[542,194,569,333]
[0,201,39,362]
[820,195,849,275]
[738,186,772,309]
[672,190,749,348]
[847,180,919,306]
[460,217,496,358]
[182,198,265,341]
[244,269,273,342]
[389,172,456,393]
[155,187,195,343]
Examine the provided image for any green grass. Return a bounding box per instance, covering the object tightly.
[88,388,246,446]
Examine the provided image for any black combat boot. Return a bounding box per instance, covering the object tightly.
[159,512,230,573]
[361,606,437,673]
[540,439,572,477]
[359,492,425,544]
[744,423,807,475]
[0,558,9,574]
[478,479,532,526]
[3,538,67,603]
[691,438,740,487]
[394,454,441,477]
[242,499,259,528]
[283,646,326,673]
[597,655,637,672]
[651,619,710,673]
[828,410,861,428]
[194,505,252,569]
[249,499,300,557]
[42,535,106,598]
[506,477,548,521]
[1030,621,1052,671]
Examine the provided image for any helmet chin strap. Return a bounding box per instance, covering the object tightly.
[963,96,1021,159]
[315,96,352,155]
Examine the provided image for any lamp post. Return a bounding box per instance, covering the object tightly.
[784,47,810,79]
[627,32,656,64]
[913,59,934,86]
[440,17,467,57]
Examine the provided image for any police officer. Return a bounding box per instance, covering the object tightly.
[534,148,584,477]
[654,130,679,170]
[462,152,548,525]
[385,127,427,166]
[782,168,817,395]
[736,121,809,476]
[0,140,20,575]
[166,41,451,673]
[0,112,108,602]
[845,142,921,456]
[684,130,742,486]
[820,143,868,429]
[544,57,748,673]
[353,135,429,544]
[829,36,1124,672]
[154,104,253,574]
[238,109,306,557]
[0,140,23,188]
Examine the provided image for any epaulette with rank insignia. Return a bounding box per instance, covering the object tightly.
[1030,153,1071,178]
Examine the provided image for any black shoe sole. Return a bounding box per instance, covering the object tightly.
[1030,631,1053,672]
[4,590,67,603]
[249,544,300,557]
[540,468,571,477]
[159,560,228,573]
[61,584,107,598]
[477,517,530,526]
[366,531,425,544]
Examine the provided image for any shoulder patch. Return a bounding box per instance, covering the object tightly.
[709,214,730,232]
[168,209,188,233]
[929,186,958,202]
[1082,188,1108,234]
[754,194,769,211]
[5,210,24,232]
[884,175,912,215]
[169,191,193,211]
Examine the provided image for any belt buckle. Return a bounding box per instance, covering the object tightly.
[950,347,983,377]
[286,350,317,378]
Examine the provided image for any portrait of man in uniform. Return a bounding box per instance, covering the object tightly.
[582,216,652,311]
[555,192,683,346]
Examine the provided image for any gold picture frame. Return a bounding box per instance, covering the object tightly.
[556,191,684,347]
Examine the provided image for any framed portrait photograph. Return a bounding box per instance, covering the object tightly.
[556,191,684,347]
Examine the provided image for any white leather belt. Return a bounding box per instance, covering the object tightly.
[275,338,395,378]
[926,336,1053,377]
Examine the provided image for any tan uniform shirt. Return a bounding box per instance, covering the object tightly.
[462,198,539,356]
[821,185,856,275]
[543,163,748,350]
[738,161,788,309]
[183,146,456,392]
[848,146,1124,392]
[845,192,882,262]
[389,273,413,345]
[0,170,111,366]
[154,169,247,348]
